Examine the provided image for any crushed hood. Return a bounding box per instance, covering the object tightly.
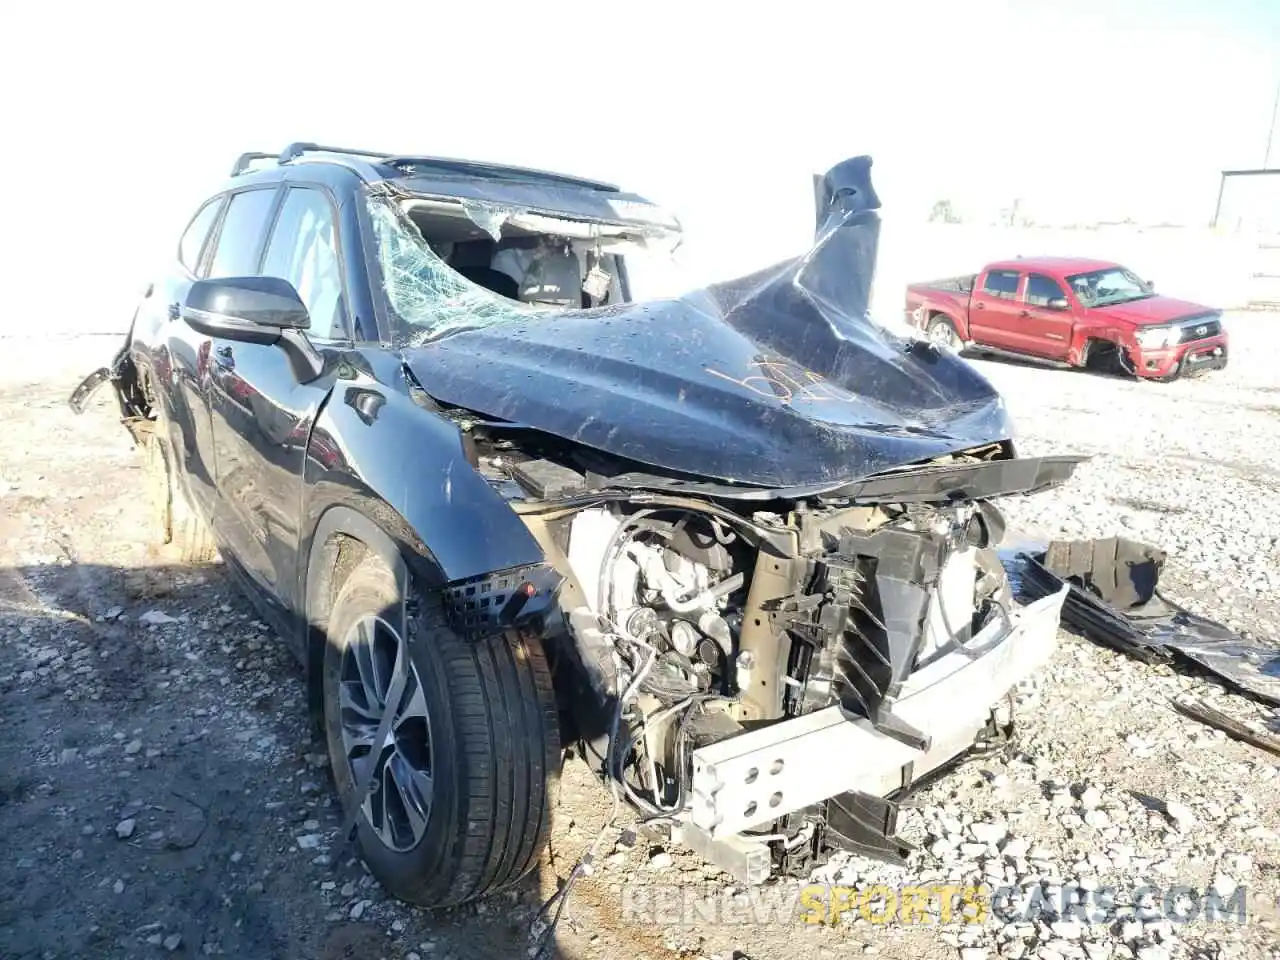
[401,157,1014,489]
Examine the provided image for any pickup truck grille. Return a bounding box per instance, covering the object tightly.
[1176,317,1221,344]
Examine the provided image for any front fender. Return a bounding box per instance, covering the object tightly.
[299,358,545,590]
[1069,317,1135,366]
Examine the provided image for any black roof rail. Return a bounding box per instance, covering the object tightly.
[277,142,396,165]
[383,156,619,192]
[232,143,620,192]
[230,152,278,176]
[231,143,399,177]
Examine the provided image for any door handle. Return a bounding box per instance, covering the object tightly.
[214,345,234,369]
[1019,309,1031,318]
[974,302,986,310]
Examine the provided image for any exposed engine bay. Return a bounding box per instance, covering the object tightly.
[469,436,1075,882]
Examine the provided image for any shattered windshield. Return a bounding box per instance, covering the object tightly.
[366,195,541,342]
[365,192,687,343]
[1066,267,1152,307]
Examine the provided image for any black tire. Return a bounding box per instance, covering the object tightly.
[139,420,217,563]
[1082,340,1137,379]
[322,554,560,907]
[926,315,961,352]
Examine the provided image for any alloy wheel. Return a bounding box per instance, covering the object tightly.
[339,615,433,852]
[929,322,957,350]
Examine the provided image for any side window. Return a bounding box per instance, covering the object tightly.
[178,197,225,273]
[207,188,279,279]
[982,270,1021,300]
[260,188,347,340]
[1025,273,1066,307]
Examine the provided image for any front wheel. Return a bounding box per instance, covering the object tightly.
[322,554,560,907]
[926,316,962,352]
[1082,340,1137,379]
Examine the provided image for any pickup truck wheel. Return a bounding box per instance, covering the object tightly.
[1113,346,1138,378]
[926,316,961,351]
[1083,340,1137,379]
[322,554,560,908]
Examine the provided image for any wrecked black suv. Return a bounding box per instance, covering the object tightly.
[71,142,1078,906]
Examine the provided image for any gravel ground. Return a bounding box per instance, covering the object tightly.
[0,317,1277,960]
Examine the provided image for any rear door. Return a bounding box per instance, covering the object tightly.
[205,185,345,632]
[198,184,282,508]
[968,269,1023,348]
[152,195,228,522]
[1018,273,1074,359]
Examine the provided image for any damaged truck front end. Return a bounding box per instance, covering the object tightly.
[381,156,1079,883]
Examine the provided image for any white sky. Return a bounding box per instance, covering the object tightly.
[2,0,1277,322]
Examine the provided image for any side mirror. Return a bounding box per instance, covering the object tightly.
[182,277,324,382]
[182,277,311,342]
[1047,297,1070,311]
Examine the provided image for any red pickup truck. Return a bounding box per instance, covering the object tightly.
[905,257,1228,380]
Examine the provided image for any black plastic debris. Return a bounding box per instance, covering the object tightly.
[1170,697,1280,757]
[1011,536,1280,706]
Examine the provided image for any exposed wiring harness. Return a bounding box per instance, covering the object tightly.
[528,641,732,955]
[596,509,660,620]
[531,507,750,956]
[620,687,724,817]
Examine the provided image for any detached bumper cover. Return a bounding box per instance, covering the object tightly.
[689,586,1069,837]
[1017,537,1280,706]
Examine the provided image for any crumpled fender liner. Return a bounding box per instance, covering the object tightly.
[442,563,564,641]
[67,329,145,421]
[68,367,113,415]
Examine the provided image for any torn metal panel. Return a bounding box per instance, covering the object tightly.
[67,335,146,422]
[393,169,682,234]
[404,196,675,247]
[474,448,1085,503]
[1012,537,1280,706]
[68,367,113,414]
[390,156,1018,489]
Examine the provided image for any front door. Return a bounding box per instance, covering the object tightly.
[1016,273,1074,360]
[206,185,345,631]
